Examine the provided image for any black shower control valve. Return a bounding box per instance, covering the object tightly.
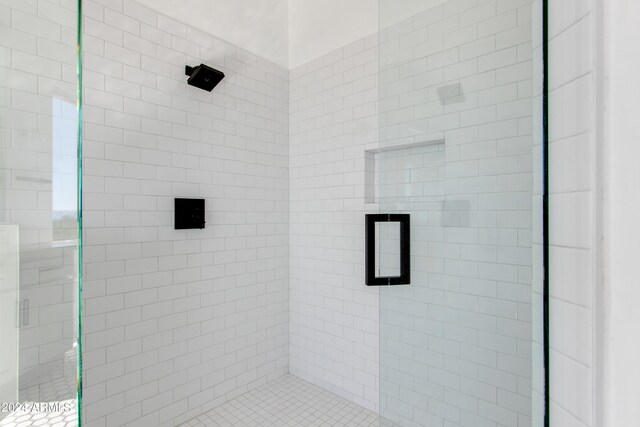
[175,198,205,229]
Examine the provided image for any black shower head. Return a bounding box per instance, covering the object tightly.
[185,64,225,91]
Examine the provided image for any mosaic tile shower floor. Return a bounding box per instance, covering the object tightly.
[181,374,396,427]
[0,349,77,427]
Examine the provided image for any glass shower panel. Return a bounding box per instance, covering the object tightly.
[377,1,542,425]
[0,0,81,425]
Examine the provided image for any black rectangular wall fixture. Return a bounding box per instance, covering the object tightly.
[365,214,410,286]
[185,64,225,92]
[175,198,205,229]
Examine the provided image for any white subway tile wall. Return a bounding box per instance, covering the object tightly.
[81,1,289,425]
[289,33,381,412]
[546,0,596,426]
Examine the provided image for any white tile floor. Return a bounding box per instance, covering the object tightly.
[0,349,78,427]
[20,349,77,403]
[0,399,76,427]
[181,374,393,427]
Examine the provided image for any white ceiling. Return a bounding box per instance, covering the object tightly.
[136,0,290,66]
[288,0,377,68]
[289,0,446,68]
[134,0,446,69]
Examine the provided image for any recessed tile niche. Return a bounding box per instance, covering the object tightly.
[364,139,446,205]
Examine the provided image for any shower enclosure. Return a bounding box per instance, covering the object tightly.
[374,0,546,426]
[1,0,549,425]
[0,0,82,425]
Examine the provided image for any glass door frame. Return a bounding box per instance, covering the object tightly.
[541,0,550,425]
[76,0,84,425]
